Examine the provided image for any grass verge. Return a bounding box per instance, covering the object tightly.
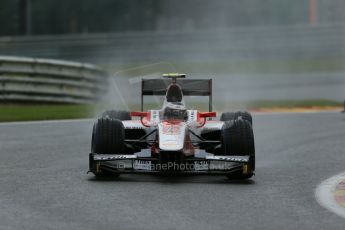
[0,104,95,122]
[104,58,345,75]
[0,99,343,122]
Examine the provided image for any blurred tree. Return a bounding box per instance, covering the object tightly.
[0,0,19,35]
[0,0,343,36]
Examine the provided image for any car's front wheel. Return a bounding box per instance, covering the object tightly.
[90,118,125,177]
[92,118,125,154]
[220,119,255,179]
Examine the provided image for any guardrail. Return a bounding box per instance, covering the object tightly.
[0,56,109,104]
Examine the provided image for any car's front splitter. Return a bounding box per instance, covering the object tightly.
[89,153,253,177]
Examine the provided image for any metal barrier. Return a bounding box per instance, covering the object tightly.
[0,56,108,103]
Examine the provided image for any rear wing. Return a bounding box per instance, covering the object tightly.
[141,78,213,112]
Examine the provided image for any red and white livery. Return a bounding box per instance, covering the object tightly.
[89,74,255,179]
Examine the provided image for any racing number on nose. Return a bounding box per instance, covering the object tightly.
[163,124,180,134]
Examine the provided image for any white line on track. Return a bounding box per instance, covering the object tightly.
[315,171,345,219]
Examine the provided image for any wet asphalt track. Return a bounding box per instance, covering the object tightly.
[1,112,345,230]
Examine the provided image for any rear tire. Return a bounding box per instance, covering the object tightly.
[220,111,252,125]
[220,112,235,121]
[220,119,255,179]
[102,110,131,120]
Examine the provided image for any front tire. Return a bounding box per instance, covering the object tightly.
[91,118,125,177]
[220,119,255,179]
[92,118,125,154]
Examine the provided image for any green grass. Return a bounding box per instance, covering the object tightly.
[244,99,343,109]
[0,104,95,122]
[142,99,343,111]
[0,99,342,122]
[198,99,343,111]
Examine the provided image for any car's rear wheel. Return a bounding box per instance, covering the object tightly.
[220,111,252,125]
[220,112,235,121]
[220,119,255,179]
[91,118,125,177]
[101,110,131,120]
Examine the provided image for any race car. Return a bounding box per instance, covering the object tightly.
[89,73,255,179]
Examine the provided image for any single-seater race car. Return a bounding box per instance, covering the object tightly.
[89,73,255,179]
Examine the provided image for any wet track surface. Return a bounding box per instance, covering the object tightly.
[1,112,345,230]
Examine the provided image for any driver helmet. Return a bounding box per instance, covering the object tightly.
[162,102,187,120]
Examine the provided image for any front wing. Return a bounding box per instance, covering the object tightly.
[89,153,253,176]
